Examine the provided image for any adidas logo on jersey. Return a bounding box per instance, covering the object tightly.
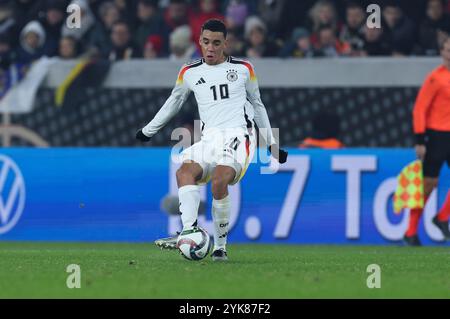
[195,78,206,85]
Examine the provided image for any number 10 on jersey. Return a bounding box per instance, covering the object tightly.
[210,84,229,101]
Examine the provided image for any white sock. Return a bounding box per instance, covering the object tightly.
[212,195,230,251]
[178,185,200,230]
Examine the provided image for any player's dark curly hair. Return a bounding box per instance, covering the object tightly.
[201,19,227,38]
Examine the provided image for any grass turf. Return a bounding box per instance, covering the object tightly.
[0,242,448,298]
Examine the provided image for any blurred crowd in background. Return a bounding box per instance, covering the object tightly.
[1,0,450,68]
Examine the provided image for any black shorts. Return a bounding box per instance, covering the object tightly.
[423,129,450,178]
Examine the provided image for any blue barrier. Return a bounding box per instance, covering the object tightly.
[0,148,448,245]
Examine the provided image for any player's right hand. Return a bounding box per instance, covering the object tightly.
[136,129,151,142]
[415,144,426,161]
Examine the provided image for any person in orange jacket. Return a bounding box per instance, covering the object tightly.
[406,37,450,246]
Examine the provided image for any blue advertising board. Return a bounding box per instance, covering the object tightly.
[0,148,448,245]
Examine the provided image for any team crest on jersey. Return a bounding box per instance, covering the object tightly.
[226,69,238,82]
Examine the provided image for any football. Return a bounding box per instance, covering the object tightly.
[177,227,212,261]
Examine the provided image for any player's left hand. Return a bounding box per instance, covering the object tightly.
[268,144,288,164]
[136,129,151,142]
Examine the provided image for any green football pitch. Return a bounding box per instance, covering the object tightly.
[0,242,448,298]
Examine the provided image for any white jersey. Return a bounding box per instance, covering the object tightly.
[142,56,275,145]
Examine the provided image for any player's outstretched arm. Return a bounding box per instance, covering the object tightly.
[135,94,186,142]
[245,63,288,164]
[136,67,191,142]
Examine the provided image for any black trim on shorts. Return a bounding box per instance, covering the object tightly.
[422,129,450,178]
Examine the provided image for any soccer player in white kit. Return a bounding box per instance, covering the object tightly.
[136,19,288,261]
